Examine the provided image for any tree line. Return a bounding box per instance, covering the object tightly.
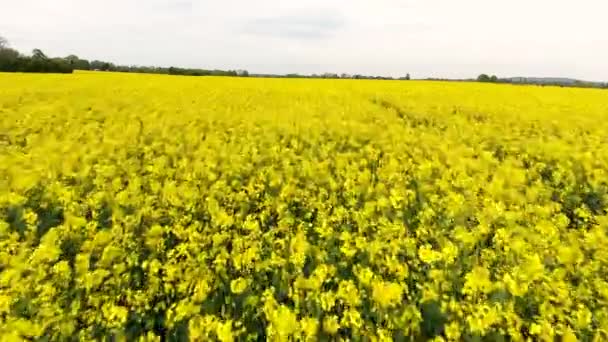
[1,35,412,80]
[5,35,604,88]
[0,36,245,76]
[476,73,608,89]
[0,37,73,73]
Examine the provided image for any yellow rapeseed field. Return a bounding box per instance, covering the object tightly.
[1,71,608,341]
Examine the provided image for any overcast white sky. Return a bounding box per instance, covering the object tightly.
[1,0,607,80]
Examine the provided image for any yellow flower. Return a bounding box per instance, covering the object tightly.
[323,316,340,335]
[418,244,442,264]
[371,280,403,309]
[463,266,493,296]
[445,322,461,341]
[561,328,577,342]
[215,320,234,342]
[299,317,319,340]
[230,277,251,294]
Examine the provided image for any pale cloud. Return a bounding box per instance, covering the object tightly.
[0,0,606,80]
[242,12,344,40]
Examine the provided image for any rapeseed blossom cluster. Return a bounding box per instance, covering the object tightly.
[1,71,608,340]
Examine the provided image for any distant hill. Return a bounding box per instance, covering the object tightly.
[505,77,605,87]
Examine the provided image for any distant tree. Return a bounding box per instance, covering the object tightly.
[65,55,90,70]
[0,35,20,71]
[0,48,20,71]
[0,39,69,73]
[32,49,48,60]
[89,60,99,70]
[405,73,411,80]
[90,60,104,70]
[477,74,491,82]
[0,36,8,49]
[76,59,90,70]
[490,75,498,82]
[90,60,114,71]
[0,47,19,59]
[65,54,79,64]
[322,73,339,79]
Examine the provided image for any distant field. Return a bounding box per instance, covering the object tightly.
[1,71,608,340]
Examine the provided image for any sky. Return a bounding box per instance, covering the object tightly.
[1,0,607,81]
